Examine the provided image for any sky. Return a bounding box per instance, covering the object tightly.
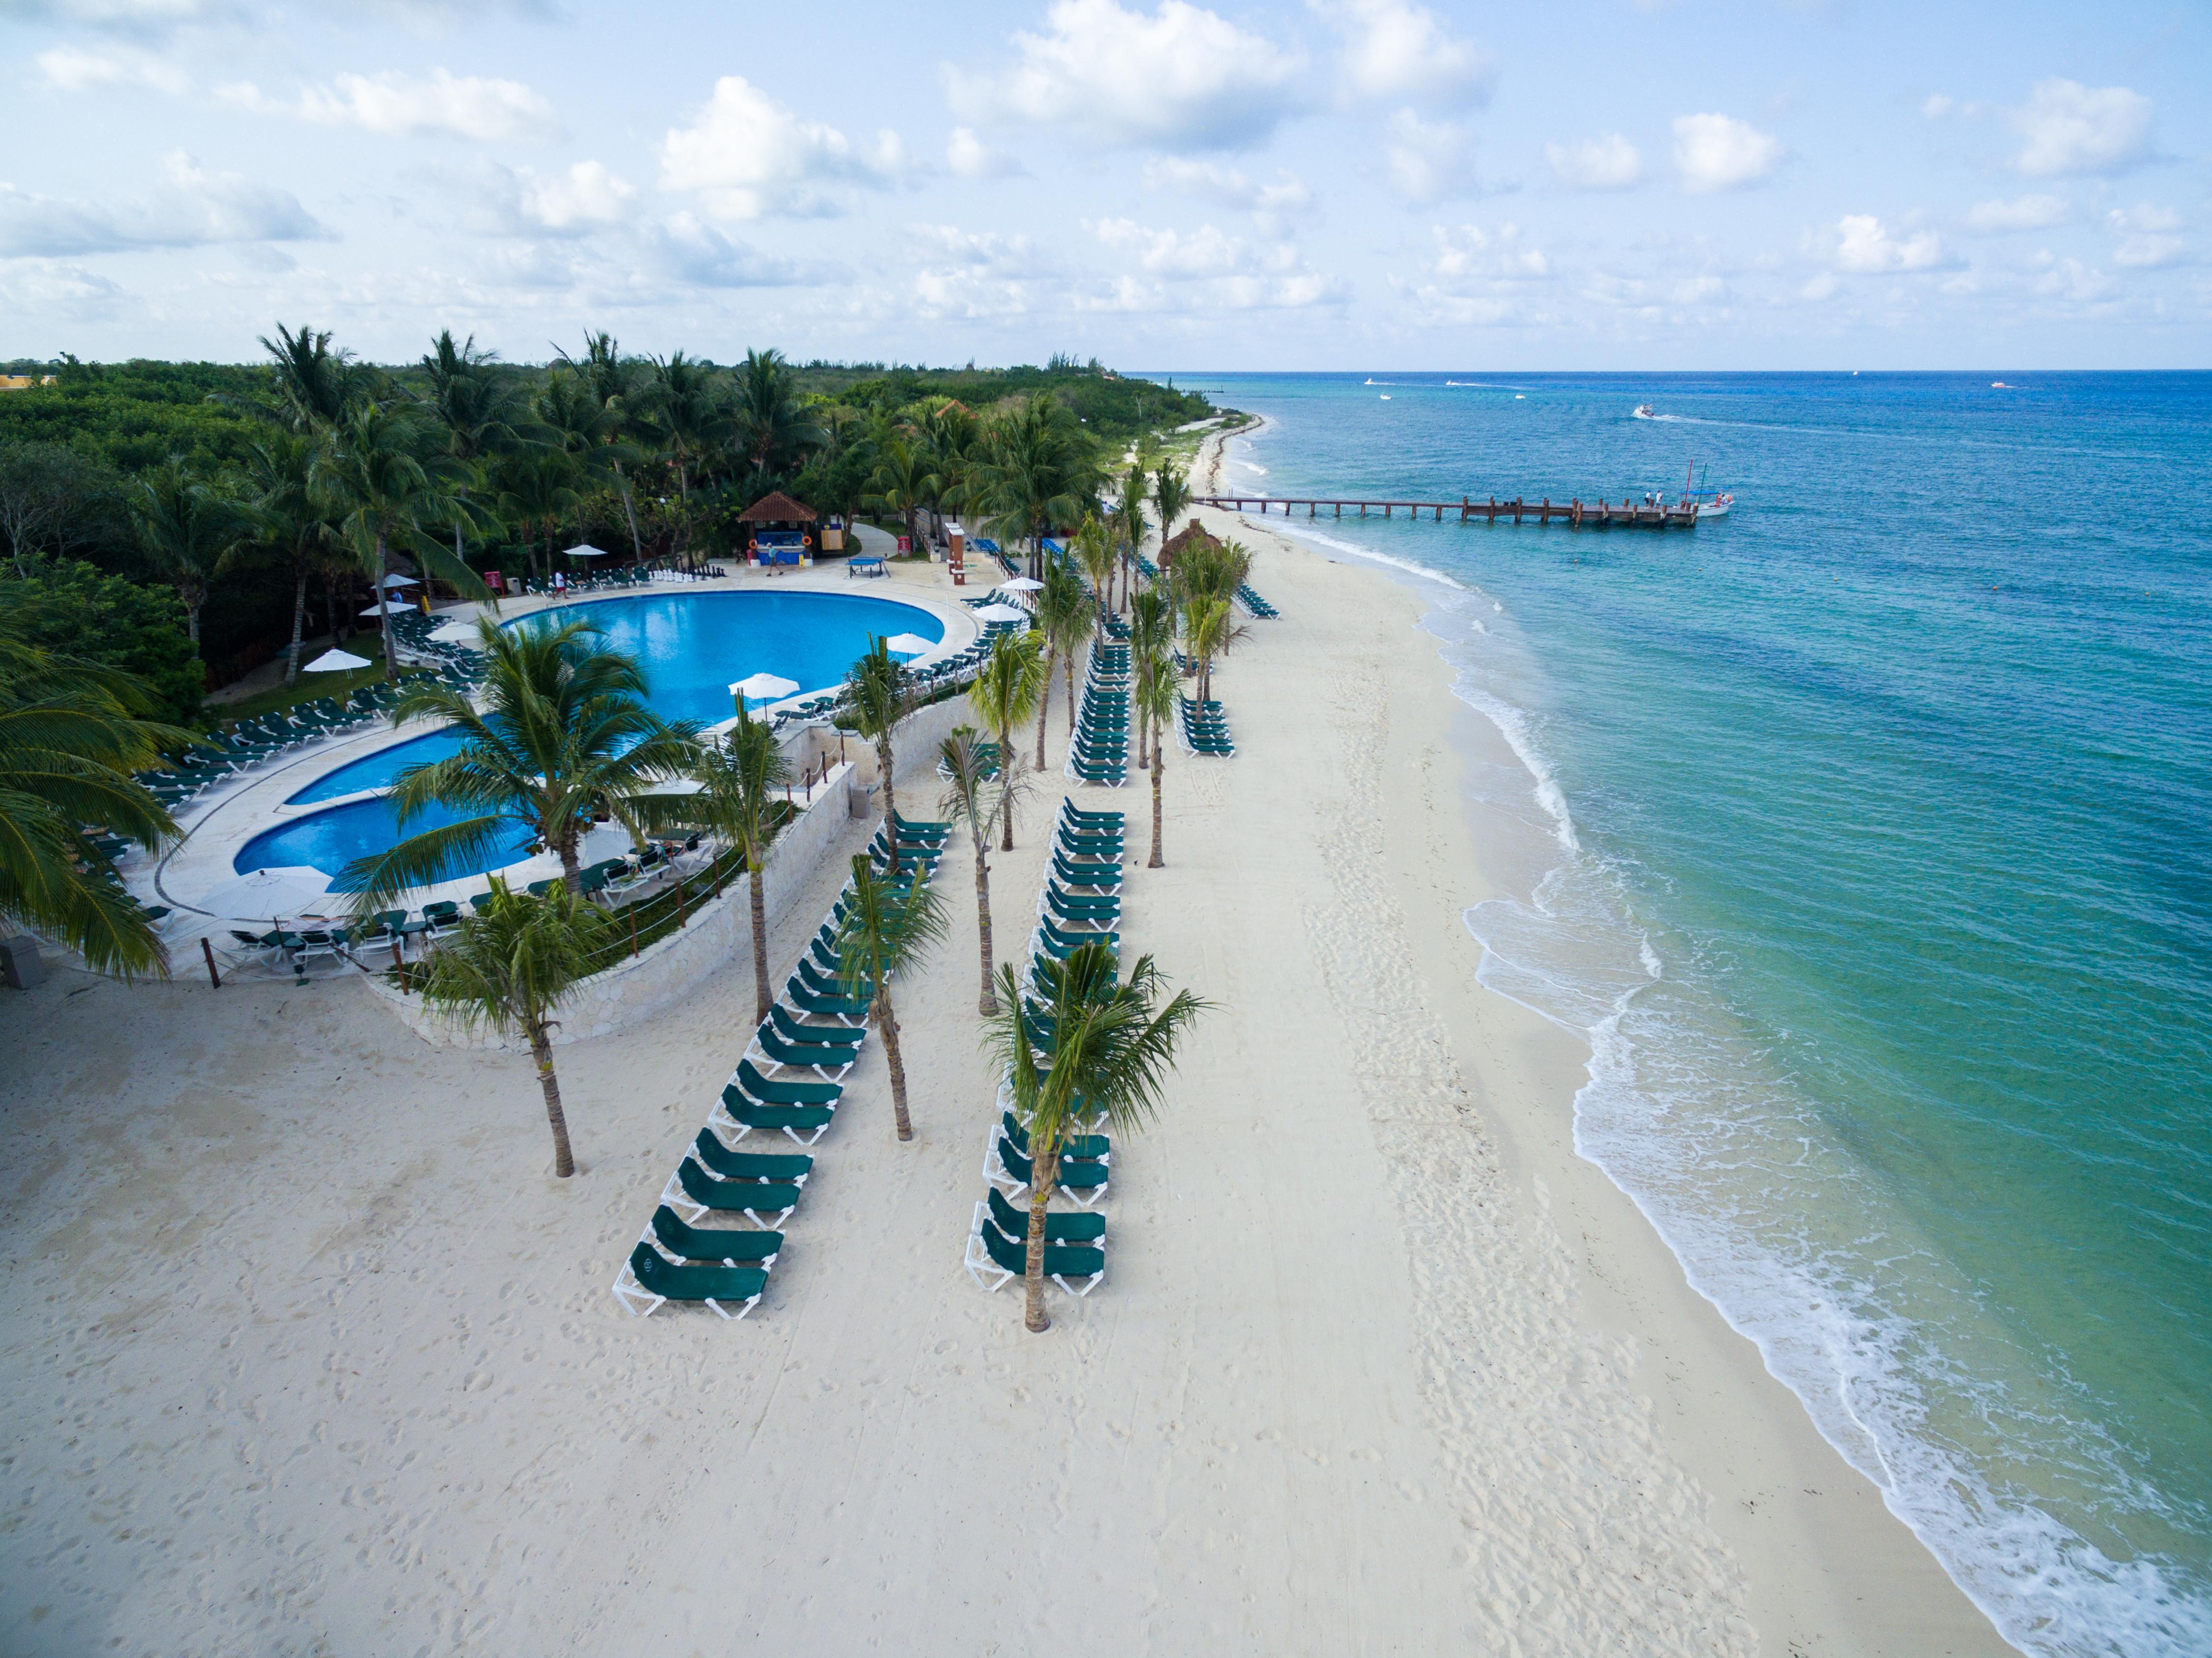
[0,0,2206,369]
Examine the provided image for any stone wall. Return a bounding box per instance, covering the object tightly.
[364,761,863,1049]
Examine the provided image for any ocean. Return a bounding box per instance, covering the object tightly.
[1168,372,2212,1657]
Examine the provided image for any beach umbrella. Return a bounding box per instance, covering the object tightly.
[428,620,482,647]
[996,577,1044,593]
[378,572,420,589]
[358,600,412,617]
[729,672,800,707]
[301,648,372,673]
[974,603,1029,622]
[882,633,934,657]
[196,865,335,922]
[563,543,615,559]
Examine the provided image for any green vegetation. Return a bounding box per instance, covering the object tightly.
[0,337,1211,719]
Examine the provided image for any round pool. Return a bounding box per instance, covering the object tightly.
[235,588,947,887]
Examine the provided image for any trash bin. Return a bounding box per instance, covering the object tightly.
[0,934,45,990]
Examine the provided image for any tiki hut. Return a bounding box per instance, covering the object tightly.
[736,491,818,567]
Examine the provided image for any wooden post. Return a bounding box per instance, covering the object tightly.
[676,877,686,927]
[630,906,639,958]
[1384,503,1392,518]
[200,937,222,990]
[1335,503,1341,517]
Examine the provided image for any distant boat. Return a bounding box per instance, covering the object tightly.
[1679,457,1732,518]
[1514,394,1525,400]
[1633,404,1658,419]
[1379,394,1392,401]
[1991,381,2013,389]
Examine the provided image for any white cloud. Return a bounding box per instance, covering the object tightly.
[2106,210,2185,269]
[911,224,1037,267]
[219,69,559,143]
[1317,0,1492,109]
[36,44,187,94]
[955,0,1303,151]
[648,212,817,287]
[660,76,906,220]
[2034,257,2117,303]
[2012,79,2152,178]
[1922,93,1953,119]
[1428,221,1550,284]
[1140,158,1311,228]
[1082,216,1340,311]
[1546,133,1642,191]
[1965,194,2068,233]
[1671,275,1728,305]
[0,259,126,323]
[1830,214,1945,273]
[1386,110,1476,205]
[946,127,1024,179]
[1671,113,1781,193]
[1090,216,1278,278]
[0,152,327,257]
[2106,204,2181,234]
[514,161,635,231]
[2113,237,2183,269]
[1800,271,1837,301]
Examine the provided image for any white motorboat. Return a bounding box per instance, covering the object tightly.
[1633,404,1658,419]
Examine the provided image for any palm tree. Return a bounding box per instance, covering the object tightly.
[1073,512,1115,636]
[1033,558,1093,766]
[235,431,333,686]
[730,347,826,482]
[919,399,981,543]
[1153,460,1192,550]
[687,707,791,1024]
[938,724,1031,1015]
[496,444,582,587]
[0,628,188,979]
[129,457,247,647]
[644,351,728,551]
[412,876,616,1178]
[831,853,949,1141]
[965,631,1044,851]
[1128,588,1172,771]
[1185,594,1247,707]
[972,392,1095,579]
[421,329,530,577]
[863,436,929,554]
[311,400,485,678]
[255,322,362,429]
[986,943,1208,1332]
[343,617,700,909]
[1133,630,1175,868]
[1112,464,1150,613]
[844,637,914,866]
[553,331,648,558]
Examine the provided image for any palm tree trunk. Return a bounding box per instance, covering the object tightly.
[284,565,308,687]
[1149,728,1164,868]
[748,859,771,1024]
[375,530,400,680]
[529,1021,577,1177]
[973,837,996,1015]
[877,982,913,1140]
[613,460,642,558]
[877,735,899,866]
[1034,652,1051,771]
[998,721,1016,851]
[1064,653,1077,735]
[558,836,582,894]
[1024,1143,1059,1332]
[184,596,201,646]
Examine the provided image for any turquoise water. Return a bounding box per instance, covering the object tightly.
[1185,373,2212,1656]
[237,590,942,883]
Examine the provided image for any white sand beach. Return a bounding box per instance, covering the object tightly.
[0,439,2010,1654]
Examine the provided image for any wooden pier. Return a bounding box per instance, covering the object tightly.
[1194,494,1701,529]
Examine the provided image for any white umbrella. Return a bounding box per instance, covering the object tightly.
[974,603,1029,622]
[197,865,335,922]
[882,632,934,657]
[359,600,413,617]
[997,577,1044,593]
[428,621,482,646]
[378,572,420,589]
[729,672,800,705]
[302,648,372,673]
[563,543,615,559]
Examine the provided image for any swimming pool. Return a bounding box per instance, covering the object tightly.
[237,588,945,886]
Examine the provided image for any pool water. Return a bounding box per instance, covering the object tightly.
[236,589,940,884]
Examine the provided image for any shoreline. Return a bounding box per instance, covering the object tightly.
[1187,419,2011,1654]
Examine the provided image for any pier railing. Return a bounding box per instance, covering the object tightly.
[1194,494,1700,529]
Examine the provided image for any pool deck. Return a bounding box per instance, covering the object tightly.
[139,561,981,933]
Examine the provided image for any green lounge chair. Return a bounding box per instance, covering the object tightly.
[963,1203,1105,1296]
[733,1057,841,1107]
[766,1005,867,1053]
[710,1091,836,1147]
[665,1155,803,1225]
[784,972,870,1024]
[749,1025,857,1083]
[645,1205,784,1267]
[988,1185,1106,1244]
[692,1130,812,1187]
[989,1133,1109,1208]
[612,1242,765,1320]
[1002,1110,1108,1163]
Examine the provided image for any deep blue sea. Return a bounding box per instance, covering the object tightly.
[1170,372,2212,1657]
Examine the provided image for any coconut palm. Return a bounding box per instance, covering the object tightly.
[1152,460,1192,550]
[1133,631,1175,868]
[0,628,189,979]
[644,351,728,545]
[831,854,949,1142]
[1112,463,1150,613]
[1073,512,1116,636]
[412,876,617,1178]
[965,630,1044,851]
[342,617,700,909]
[233,431,334,686]
[421,329,531,575]
[1127,588,1172,771]
[844,636,915,867]
[986,943,1208,1332]
[1033,557,1092,765]
[863,436,929,554]
[938,724,1033,1015]
[687,706,792,1024]
[254,322,363,430]
[553,330,648,558]
[973,392,1095,579]
[1185,594,1247,707]
[730,347,826,482]
[129,457,248,647]
[496,445,581,588]
[311,400,485,678]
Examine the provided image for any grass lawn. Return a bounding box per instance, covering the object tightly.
[211,658,442,727]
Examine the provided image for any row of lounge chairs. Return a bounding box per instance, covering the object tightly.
[611,809,953,1320]
[963,799,1125,1297]
[1065,638,1130,788]
[1178,694,1235,759]
[1235,582,1280,619]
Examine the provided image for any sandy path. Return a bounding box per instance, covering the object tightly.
[0,491,2008,1655]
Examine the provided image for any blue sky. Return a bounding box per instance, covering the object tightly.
[1,0,2205,368]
